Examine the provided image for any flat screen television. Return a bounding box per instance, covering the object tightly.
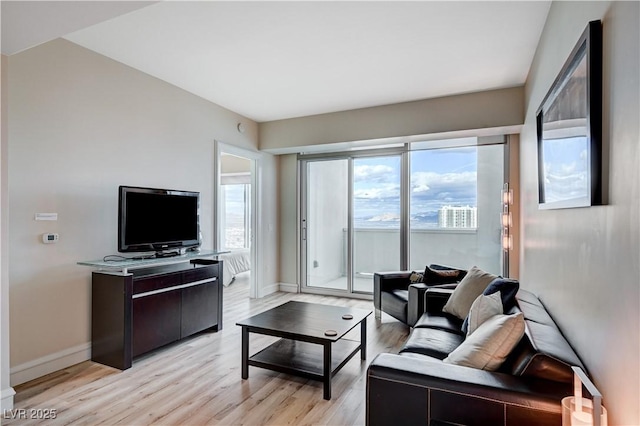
[118,185,200,256]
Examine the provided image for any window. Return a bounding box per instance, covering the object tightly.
[221,183,251,250]
[300,137,507,297]
[409,144,503,273]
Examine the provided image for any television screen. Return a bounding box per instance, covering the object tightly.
[118,186,200,254]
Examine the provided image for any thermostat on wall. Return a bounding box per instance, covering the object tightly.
[35,213,58,221]
[42,233,59,244]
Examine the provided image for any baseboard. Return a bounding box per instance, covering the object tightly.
[10,342,91,386]
[278,282,298,293]
[1,387,15,410]
[259,282,280,297]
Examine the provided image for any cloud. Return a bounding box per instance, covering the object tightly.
[544,165,588,200]
[367,213,400,222]
[352,169,478,217]
[353,183,400,199]
[543,150,590,200]
[353,170,477,208]
[353,164,395,183]
[409,171,477,211]
[411,171,477,195]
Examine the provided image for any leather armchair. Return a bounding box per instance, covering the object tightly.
[373,265,463,327]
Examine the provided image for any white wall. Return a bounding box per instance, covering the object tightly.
[221,153,251,174]
[521,2,639,424]
[254,153,280,296]
[260,86,524,153]
[278,154,298,288]
[6,39,268,385]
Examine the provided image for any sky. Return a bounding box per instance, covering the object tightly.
[222,146,482,233]
[354,147,478,227]
[541,136,588,202]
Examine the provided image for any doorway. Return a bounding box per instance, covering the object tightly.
[300,155,402,297]
[215,143,258,299]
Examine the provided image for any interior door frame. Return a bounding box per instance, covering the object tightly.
[214,141,260,299]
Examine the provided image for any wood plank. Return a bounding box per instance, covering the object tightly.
[7,277,410,425]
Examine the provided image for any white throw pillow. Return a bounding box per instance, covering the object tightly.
[442,266,498,319]
[466,292,503,336]
[443,312,525,371]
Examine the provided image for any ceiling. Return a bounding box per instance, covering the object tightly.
[1,1,551,123]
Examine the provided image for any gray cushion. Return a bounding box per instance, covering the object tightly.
[442,266,498,319]
[465,292,503,336]
[444,312,525,371]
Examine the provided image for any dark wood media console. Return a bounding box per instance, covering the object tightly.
[91,259,223,370]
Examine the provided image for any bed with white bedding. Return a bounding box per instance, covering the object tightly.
[219,248,251,286]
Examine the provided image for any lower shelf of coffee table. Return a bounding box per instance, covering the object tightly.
[248,338,361,380]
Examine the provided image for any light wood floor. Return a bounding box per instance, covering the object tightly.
[7,277,409,425]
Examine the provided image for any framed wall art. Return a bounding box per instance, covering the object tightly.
[536,20,603,209]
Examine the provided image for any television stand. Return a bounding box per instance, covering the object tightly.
[79,252,227,370]
[78,249,229,274]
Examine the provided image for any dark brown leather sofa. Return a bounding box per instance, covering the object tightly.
[367,287,585,426]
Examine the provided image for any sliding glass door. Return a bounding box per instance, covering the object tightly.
[301,138,506,298]
[301,154,402,296]
[352,156,401,292]
[303,159,350,291]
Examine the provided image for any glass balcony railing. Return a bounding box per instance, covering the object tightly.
[306,227,501,294]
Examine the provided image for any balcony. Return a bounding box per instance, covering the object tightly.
[306,226,502,294]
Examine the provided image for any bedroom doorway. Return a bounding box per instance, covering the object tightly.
[215,144,257,299]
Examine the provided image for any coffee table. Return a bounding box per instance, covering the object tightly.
[236,301,372,400]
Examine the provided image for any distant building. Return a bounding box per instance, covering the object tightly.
[438,205,477,228]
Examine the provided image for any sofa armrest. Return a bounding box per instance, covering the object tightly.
[374,271,412,291]
[366,353,570,426]
[373,271,412,310]
[424,287,456,313]
[407,283,428,326]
